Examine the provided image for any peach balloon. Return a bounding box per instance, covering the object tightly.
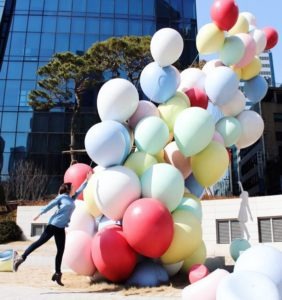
[234,33,256,68]
[212,131,225,145]
[164,141,192,179]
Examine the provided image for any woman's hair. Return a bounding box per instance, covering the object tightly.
[59,182,72,194]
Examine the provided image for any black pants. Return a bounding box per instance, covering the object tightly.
[22,224,66,273]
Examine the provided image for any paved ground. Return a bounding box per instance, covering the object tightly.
[0,241,182,300]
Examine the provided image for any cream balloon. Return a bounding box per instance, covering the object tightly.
[219,89,246,117]
[241,11,256,27]
[249,28,267,55]
[229,14,249,35]
[236,110,264,149]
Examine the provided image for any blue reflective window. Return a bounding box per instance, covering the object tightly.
[85,35,99,49]
[40,33,55,57]
[15,1,30,10]
[183,0,196,18]
[71,18,85,34]
[57,17,71,33]
[143,0,155,16]
[73,0,87,12]
[59,0,73,11]
[143,21,155,35]
[4,80,20,107]
[25,33,40,56]
[129,20,142,35]
[20,81,35,107]
[7,62,22,79]
[101,0,114,14]
[30,0,44,10]
[9,33,25,56]
[0,80,4,105]
[170,0,183,17]
[70,34,84,53]
[16,133,28,148]
[13,16,28,32]
[23,62,38,80]
[42,16,56,32]
[0,61,8,79]
[115,19,128,35]
[87,0,100,13]
[1,112,17,132]
[86,18,99,34]
[28,16,42,32]
[100,18,113,35]
[55,34,70,52]
[129,0,141,15]
[115,0,128,15]
[44,0,58,11]
[1,133,15,152]
[17,112,33,132]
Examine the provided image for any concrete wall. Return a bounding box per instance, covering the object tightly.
[17,195,282,262]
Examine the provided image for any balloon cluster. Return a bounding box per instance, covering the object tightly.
[61,0,279,290]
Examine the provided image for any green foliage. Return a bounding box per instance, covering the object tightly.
[0,221,23,244]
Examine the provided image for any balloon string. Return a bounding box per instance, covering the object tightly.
[188,53,200,69]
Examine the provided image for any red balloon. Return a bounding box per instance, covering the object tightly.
[188,264,210,283]
[91,225,137,282]
[263,27,279,50]
[123,198,174,258]
[184,87,208,109]
[64,163,93,200]
[210,0,239,31]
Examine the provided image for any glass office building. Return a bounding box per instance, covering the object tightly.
[0,0,197,193]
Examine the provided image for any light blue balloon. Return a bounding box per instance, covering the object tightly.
[140,62,180,103]
[243,75,268,104]
[184,173,205,198]
[174,195,202,221]
[219,36,245,66]
[84,120,131,167]
[205,66,239,106]
[215,116,242,147]
[229,238,251,262]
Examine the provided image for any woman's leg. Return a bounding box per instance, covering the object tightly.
[53,227,66,274]
[22,225,55,260]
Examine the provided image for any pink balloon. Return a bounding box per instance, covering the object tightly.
[164,141,192,179]
[128,100,160,129]
[91,225,137,282]
[263,27,279,50]
[188,264,210,284]
[63,230,96,276]
[212,131,225,145]
[64,163,93,200]
[234,33,256,68]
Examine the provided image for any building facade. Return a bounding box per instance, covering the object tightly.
[0,0,198,193]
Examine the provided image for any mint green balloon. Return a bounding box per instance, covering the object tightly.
[215,116,242,147]
[135,116,169,155]
[141,163,184,212]
[174,194,202,221]
[174,107,215,157]
[219,36,245,66]
[124,151,158,177]
[230,238,251,261]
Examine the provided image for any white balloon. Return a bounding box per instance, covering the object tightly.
[234,245,282,287]
[249,28,267,55]
[93,165,141,221]
[236,110,264,149]
[217,271,280,300]
[97,78,139,122]
[178,68,206,92]
[219,89,246,117]
[241,12,256,27]
[68,201,97,236]
[202,59,225,75]
[150,28,184,67]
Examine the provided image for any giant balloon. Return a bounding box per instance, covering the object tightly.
[263,27,279,50]
[218,89,245,117]
[243,75,268,104]
[184,87,208,109]
[219,35,245,66]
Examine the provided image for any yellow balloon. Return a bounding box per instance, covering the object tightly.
[154,149,166,163]
[83,174,102,217]
[230,65,242,80]
[191,141,229,187]
[181,240,207,273]
[240,56,261,80]
[228,14,249,35]
[158,91,189,132]
[196,23,225,55]
[124,151,157,177]
[161,210,202,264]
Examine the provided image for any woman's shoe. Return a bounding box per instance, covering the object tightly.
[51,272,64,286]
[13,255,24,272]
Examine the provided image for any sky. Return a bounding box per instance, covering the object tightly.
[196,0,282,85]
